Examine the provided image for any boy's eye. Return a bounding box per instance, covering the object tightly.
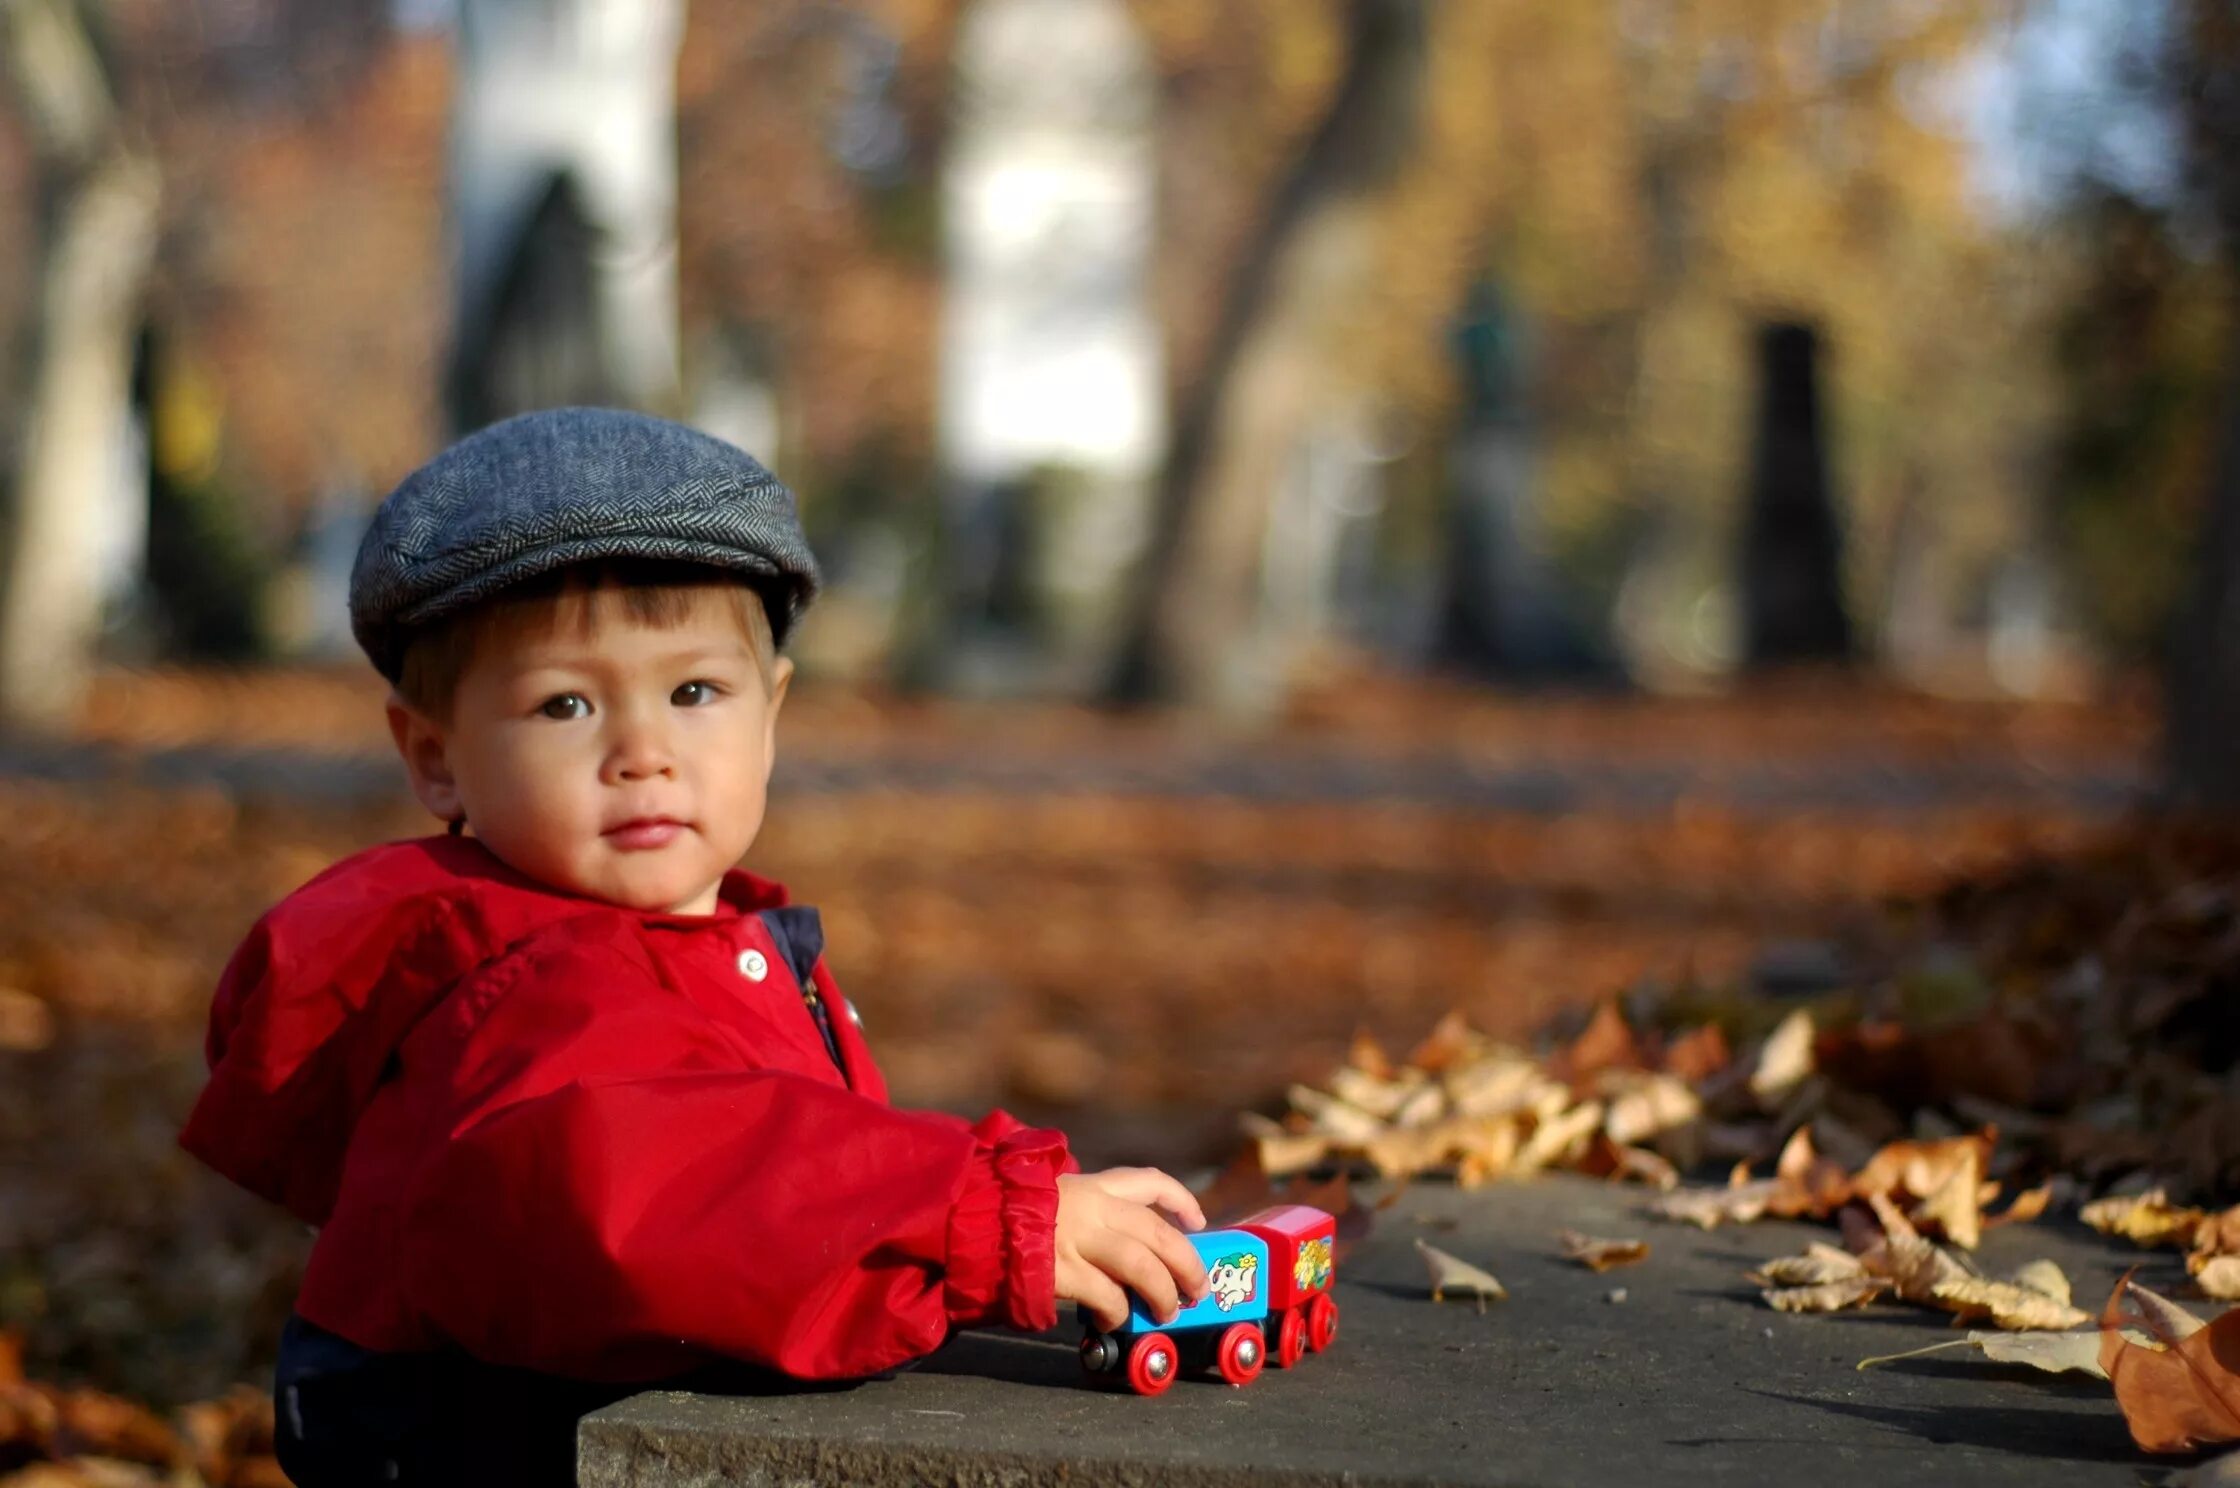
[672,680,722,708]
[538,693,590,721]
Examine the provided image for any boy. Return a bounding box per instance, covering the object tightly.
[179,408,1208,1484]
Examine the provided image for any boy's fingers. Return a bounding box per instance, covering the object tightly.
[1075,1270,1130,1333]
[1094,1168,1208,1232]
[1120,1203,1210,1301]
[1095,1233,1181,1325]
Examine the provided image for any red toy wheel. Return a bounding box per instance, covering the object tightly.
[1273,1307,1307,1369]
[1215,1321,1265,1386]
[1307,1292,1339,1353]
[1125,1331,1179,1396]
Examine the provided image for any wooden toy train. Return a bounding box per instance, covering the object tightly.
[1076,1203,1338,1395]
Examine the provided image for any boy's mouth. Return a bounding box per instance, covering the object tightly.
[603,817,688,851]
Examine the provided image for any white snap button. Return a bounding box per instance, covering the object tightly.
[736,949,768,981]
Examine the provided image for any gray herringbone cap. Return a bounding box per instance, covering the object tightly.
[350,407,821,681]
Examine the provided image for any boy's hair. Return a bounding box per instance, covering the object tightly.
[395,559,780,722]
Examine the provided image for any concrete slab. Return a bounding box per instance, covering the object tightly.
[578,1175,2171,1487]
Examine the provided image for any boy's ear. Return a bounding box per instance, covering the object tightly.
[762,656,794,772]
[385,693,465,826]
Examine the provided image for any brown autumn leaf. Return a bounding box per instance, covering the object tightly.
[1749,1010,1816,1107]
[1449,1116,1523,1188]
[2100,1271,2240,1454]
[0,1380,60,1456]
[1749,1242,1868,1288]
[1914,1152,1985,1250]
[1649,1178,1782,1230]
[1576,1136,1680,1191]
[1930,1277,2091,1331]
[1288,1084,1386,1143]
[1764,1276,1889,1313]
[1513,1099,1604,1175]
[1553,1002,1646,1085]
[2195,1206,2240,1260]
[1327,1065,1416,1121]
[1347,1028,1396,1082]
[177,1386,280,1488]
[1862,1192,1969,1303]
[1765,1125,1854,1220]
[2195,1255,2240,1302]
[1984,1183,2054,1230]
[2009,1259,2074,1307]
[1416,1238,1507,1311]
[1601,1071,1701,1148]
[1405,1009,1480,1074]
[1848,1130,1995,1207]
[1443,1054,1554,1121]
[2083,1189,2207,1250]
[0,1331,20,1389]
[1661,1023,1732,1084]
[1557,1230,1649,1272]
[50,1386,184,1467]
[1360,1123,1450,1182]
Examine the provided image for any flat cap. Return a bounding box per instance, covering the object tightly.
[350,407,820,680]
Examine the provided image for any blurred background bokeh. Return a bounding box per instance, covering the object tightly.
[0,0,2234,1425]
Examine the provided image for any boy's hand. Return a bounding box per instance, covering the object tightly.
[1054,1167,1210,1332]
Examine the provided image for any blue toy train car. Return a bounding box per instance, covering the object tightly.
[1076,1203,1339,1395]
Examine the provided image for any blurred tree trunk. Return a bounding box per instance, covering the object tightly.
[1107,0,1425,710]
[1740,320,1852,669]
[2166,0,2240,806]
[0,0,158,731]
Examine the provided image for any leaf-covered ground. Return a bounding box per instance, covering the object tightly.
[0,665,2183,1480]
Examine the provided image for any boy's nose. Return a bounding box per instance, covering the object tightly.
[603,710,677,782]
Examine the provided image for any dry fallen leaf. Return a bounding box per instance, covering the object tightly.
[1648,1179,1782,1230]
[2009,1259,2073,1308]
[2196,1255,2240,1302]
[1405,1010,1482,1074]
[1861,1192,1970,1303]
[1749,1242,1868,1288]
[1749,1010,1816,1107]
[1661,1023,1732,1084]
[1849,1131,1994,1207]
[1856,1330,2110,1378]
[1914,1152,1985,1250]
[1602,1072,1701,1148]
[1347,1029,1396,1082]
[1326,1065,1415,1121]
[1764,1276,1888,1313]
[1513,1099,1604,1175]
[1553,1001,1647,1084]
[1288,1084,1387,1144]
[1416,1238,1507,1311]
[2196,1206,2240,1260]
[2083,1190,2207,1250]
[1985,1183,2054,1229]
[1557,1230,1650,1272]
[2101,1271,2240,1453]
[1930,1277,2091,1331]
[1610,1143,1680,1191]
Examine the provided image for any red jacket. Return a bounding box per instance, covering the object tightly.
[179,835,1071,1382]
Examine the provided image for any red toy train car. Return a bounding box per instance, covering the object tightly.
[1076,1203,1338,1396]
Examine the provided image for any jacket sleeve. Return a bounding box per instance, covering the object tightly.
[392,939,1070,1382]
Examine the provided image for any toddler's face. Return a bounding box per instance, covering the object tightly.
[400,584,789,915]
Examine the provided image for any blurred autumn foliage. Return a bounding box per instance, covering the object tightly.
[0,0,2219,689]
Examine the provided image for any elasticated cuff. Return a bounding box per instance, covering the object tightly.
[944,1125,1069,1333]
